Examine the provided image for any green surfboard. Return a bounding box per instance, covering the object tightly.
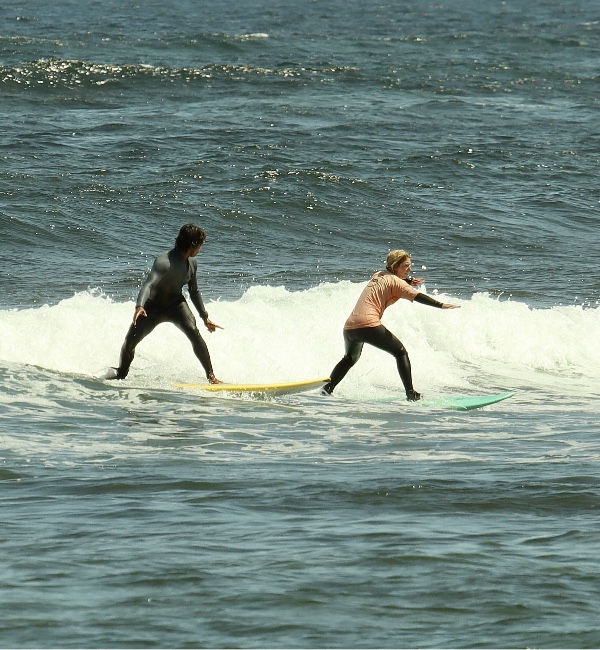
[368,391,515,411]
[428,391,516,411]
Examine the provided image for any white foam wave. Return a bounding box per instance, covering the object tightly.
[0,283,598,400]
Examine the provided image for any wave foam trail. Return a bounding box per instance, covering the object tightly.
[0,284,598,399]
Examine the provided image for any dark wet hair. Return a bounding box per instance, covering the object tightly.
[175,224,206,251]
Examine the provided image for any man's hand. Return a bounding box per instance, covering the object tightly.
[204,318,223,333]
[133,306,147,325]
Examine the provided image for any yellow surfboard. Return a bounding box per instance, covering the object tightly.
[173,377,330,397]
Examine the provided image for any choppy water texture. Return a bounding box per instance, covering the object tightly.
[1,0,600,648]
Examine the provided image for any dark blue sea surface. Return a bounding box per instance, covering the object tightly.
[1,1,600,648]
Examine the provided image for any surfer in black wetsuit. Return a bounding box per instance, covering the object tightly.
[106,224,223,383]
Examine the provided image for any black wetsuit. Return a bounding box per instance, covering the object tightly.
[117,248,213,379]
[324,325,415,396]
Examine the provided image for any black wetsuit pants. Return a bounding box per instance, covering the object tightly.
[324,325,414,395]
[117,299,213,379]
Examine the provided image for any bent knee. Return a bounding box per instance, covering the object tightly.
[394,340,408,354]
[345,352,361,365]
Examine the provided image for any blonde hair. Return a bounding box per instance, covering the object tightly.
[386,249,411,272]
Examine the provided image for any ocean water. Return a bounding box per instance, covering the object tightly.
[1,0,600,647]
